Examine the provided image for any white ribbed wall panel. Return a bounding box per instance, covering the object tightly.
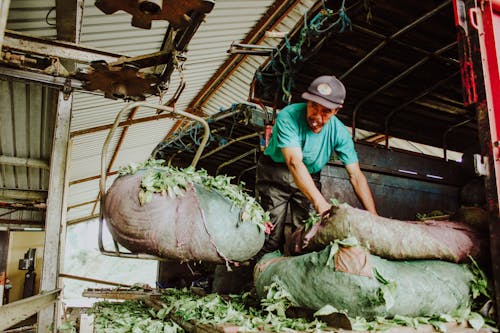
[80,3,168,57]
[6,0,57,38]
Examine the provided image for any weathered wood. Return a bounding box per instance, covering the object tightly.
[0,289,60,331]
[38,92,72,333]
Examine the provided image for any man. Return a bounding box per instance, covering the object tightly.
[256,75,377,254]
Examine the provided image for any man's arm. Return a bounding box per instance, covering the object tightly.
[345,162,377,215]
[282,147,331,214]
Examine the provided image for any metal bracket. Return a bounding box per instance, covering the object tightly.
[95,0,215,29]
[62,78,73,100]
[474,153,489,176]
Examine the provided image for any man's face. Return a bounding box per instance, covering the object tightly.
[306,101,339,133]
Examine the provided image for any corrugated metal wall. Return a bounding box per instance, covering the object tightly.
[0,79,57,223]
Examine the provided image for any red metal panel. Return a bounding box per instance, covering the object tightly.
[474,2,500,198]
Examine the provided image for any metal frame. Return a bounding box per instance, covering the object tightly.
[98,101,210,260]
[467,1,500,324]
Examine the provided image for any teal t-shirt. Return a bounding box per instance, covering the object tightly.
[264,103,358,174]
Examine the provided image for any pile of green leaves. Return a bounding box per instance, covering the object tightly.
[159,288,325,332]
[119,159,269,228]
[89,300,183,333]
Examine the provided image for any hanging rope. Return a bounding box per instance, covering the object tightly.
[260,0,352,103]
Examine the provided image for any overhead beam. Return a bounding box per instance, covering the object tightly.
[0,188,47,201]
[0,66,85,90]
[70,112,177,137]
[0,219,44,226]
[3,30,120,64]
[0,155,50,170]
[0,201,46,211]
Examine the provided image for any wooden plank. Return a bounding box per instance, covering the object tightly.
[0,289,60,331]
[38,91,72,333]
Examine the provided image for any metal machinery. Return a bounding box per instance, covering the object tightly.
[18,248,37,299]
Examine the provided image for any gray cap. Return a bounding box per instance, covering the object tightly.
[301,75,346,109]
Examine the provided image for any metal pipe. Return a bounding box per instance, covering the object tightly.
[351,41,457,139]
[443,119,471,161]
[340,0,451,80]
[216,148,257,175]
[200,132,261,160]
[384,71,460,148]
[237,165,257,183]
[59,273,132,288]
[0,155,50,170]
[351,24,459,66]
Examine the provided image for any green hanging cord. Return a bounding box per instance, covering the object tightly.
[314,0,351,34]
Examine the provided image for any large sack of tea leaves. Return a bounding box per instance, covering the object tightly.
[255,241,474,320]
[103,161,267,263]
[290,203,485,263]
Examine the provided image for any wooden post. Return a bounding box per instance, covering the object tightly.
[38,91,73,333]
[0,230,9,305]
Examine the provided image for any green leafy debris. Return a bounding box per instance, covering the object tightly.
[159,288,325,332]
[89,300,183,333]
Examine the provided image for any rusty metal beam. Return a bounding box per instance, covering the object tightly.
[70,112,177,137]
[68,200,98,211]
[0,201,46,211]
[3,30,120,64]
[0,65,84,89]
[69,171,118,186]
[60,273,131,288]
[67,213,100,226]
